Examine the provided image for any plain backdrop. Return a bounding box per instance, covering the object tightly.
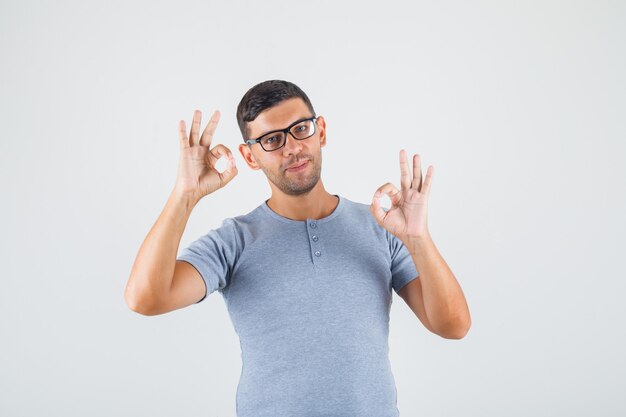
[1,1,625,416]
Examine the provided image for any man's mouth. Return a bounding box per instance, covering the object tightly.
[285,160,309,172]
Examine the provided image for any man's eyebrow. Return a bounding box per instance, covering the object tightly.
[255,116,312,138]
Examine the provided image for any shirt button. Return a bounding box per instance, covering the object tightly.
[314,251,321,257]
[310,222,317,229]
[312,235,319,241]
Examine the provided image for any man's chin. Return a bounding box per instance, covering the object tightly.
[262,164,321,196]
[276,176,320,196]
[283,188,313,196]
[282,181,318,196]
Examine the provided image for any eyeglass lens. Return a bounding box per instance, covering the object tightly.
[259,119,316,151]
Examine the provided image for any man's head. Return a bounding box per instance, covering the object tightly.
[237,80,327,196]
[236,80,316,139]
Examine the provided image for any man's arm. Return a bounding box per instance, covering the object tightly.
[124,109,237,315]
[397,277,435,334]
[371,150,470,339]
[401,235,471,339]
[124,189,205,315]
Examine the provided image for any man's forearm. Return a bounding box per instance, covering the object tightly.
[124,188,197,313]
[404,234,471,338]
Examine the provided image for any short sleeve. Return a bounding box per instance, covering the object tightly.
[387,230,420,295]
[176,218,240,303]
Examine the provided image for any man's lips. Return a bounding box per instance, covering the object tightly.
[285,160,309,172]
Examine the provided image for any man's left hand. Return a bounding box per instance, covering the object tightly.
[370,149,434,243]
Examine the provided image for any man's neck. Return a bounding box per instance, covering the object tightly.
[266,181,339,221]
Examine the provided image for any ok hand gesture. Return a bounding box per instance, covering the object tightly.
[174,109,238,204]
[370,150,434,243]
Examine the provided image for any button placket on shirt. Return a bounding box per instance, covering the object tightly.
[307,220,323,264]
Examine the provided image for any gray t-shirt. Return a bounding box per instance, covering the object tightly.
[177,195,419,417]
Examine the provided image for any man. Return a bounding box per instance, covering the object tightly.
[124,80,471,417]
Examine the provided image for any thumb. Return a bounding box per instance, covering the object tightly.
[218,154,238,187]
[370,191,386,226]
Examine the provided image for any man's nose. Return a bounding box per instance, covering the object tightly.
[282,132,304,156]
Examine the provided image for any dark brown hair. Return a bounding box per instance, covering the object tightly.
[236,80,316,140]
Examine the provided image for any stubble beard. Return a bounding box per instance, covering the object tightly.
[261,152,322,196]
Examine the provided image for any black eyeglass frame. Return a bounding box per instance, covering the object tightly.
[244,116,318,152]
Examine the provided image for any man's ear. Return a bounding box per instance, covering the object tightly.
[238,143,261,170]
[317,116,327,148]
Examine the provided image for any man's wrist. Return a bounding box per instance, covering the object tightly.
[401,232,433,252]
[170,187,199,213]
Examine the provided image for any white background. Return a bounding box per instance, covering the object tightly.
[1,1,625,416]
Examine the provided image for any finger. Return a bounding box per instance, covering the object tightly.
[411,154,422,191]
[371,183,400,225]
[178,120,189,149]
[218,159,239,188]
[377,182,401,198]
[375,182,402,206]
[399,149,411,190]
[422,165,434,196]
[210,144,238,187]
[370,188,387,226]
[190,110,202,146]
[209,143,234,163]
[200,110,220,147]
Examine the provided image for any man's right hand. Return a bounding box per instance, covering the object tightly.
[174,109,238,205]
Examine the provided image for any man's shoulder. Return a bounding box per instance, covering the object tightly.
[339,195,376,219]
[221,202,265,229]
[341,196,371,212]
[335,196,386,236]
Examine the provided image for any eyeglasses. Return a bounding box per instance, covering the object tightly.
[245,116,318,152]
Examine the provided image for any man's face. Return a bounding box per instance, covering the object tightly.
[238,98,327,196]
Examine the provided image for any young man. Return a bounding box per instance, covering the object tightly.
[125,80,471,417]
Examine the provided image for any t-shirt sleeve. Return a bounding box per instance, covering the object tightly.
[387,230,420,295]
[176,218,239,303]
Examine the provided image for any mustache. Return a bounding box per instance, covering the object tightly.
[283,154,313,170]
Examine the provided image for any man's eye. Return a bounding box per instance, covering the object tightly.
[295,125,306,132]
[264,135,278,144]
